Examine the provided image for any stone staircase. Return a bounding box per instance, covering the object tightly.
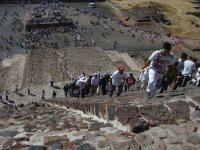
[43,87,200,134]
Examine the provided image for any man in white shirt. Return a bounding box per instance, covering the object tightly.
[109,65,127,97]
[142,42,175,99]
[181,56,196,87]
[76,77,88,98]
[172,52,188,90]
[91,73,100,95]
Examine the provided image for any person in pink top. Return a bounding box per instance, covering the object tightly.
[126,73,136,91]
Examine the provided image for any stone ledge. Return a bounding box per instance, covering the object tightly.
[44,95,194,133]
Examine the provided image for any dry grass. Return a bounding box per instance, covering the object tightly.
[111,0,200,39]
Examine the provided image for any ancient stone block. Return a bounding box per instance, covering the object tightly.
[136,133,154,146]
[120,132,135,138]
[185,121,197,132]
[83,133,96,141]
[99,103,109,119]
[186,134,200,145]
[154,140,166,150]
[0,130,18,137]
[139,104,172,125]
[43,135,68,145]
[168,136,183,144]
[107,105,117,120]
[29,145,47,150]
[105,133,121,140]
[181,144,197,150]
[110,140,132,150]
[170,125,187,136]
[63,141,76,150]
[116,105,139,125]
[166,100,190,121]
[98,140,110,148]
[95,103,100,117]
[128,118,149,133]
[130,138,141,150]
[155,130,168,139]
[189,96,200,105]
[80,143,95,150]
[167,145,181,150]
[71,101,86,112]
[52,142,63,149]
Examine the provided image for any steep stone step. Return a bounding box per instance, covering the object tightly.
[44,90,198,133]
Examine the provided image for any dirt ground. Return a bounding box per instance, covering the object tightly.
[111,0,200,39]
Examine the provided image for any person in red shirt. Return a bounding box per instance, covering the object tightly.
[126,73,136,91]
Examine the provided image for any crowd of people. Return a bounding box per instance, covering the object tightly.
[1,1,200,109]
[54,42,200,99]
[0,0,181,57]
[0,42,200,108]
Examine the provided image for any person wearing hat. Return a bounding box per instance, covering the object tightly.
[76,76,88,98]
[109,65,127,97]
[91,73,100,95]
[141,42,175,99]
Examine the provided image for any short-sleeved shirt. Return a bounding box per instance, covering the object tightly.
[111,70,127,87]
[91,76,99,86]
[196,71,200,81]
[182,60,196,77]
[76,80,86,91]
[149,50,175,73]
[177,59,184,74]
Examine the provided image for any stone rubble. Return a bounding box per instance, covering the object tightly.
[0,87,200,149]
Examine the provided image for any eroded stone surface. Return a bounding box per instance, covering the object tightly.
[166,100,190,121]
[153,140,166,150]
[186,134,200,145]
[116,105,139,125]
[1,87,200,149]
[139,104,172,125]
[136,133,154,146]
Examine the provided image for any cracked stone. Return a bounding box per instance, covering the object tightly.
[136,133,154,146]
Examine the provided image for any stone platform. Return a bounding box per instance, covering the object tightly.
[44,87,200,134]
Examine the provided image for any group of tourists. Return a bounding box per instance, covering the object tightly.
[53,42,199,99]
[141,42,199,98]
[47,67,136,99]
[1,42,198,110]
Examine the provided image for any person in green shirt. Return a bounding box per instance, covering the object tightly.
[160,61,178,93]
